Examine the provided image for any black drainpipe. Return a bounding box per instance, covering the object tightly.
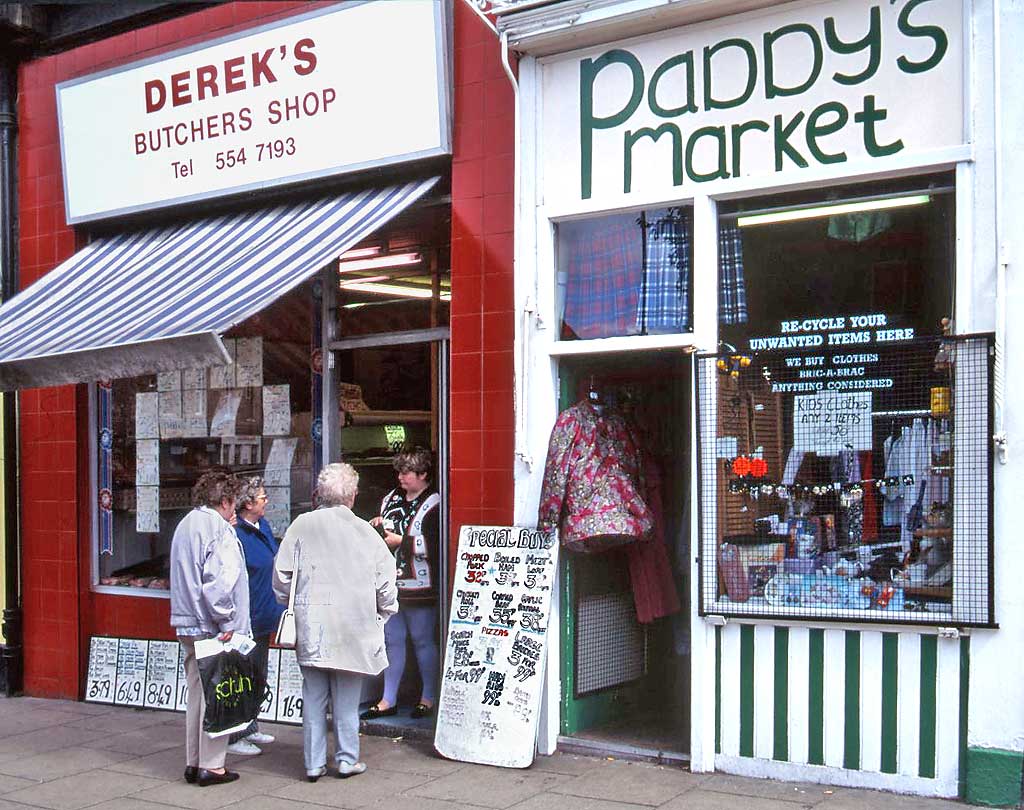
[0,51,23,697]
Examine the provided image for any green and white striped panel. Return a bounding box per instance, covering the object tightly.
[715,624,968,796]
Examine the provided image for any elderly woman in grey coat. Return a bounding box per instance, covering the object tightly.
[273,463,398,782]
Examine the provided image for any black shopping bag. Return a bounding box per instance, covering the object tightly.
[195,637,268,736]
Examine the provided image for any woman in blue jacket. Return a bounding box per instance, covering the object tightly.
[227,476,284,756]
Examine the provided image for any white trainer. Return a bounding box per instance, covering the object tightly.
[246,732,275,745]
[227,740,262,756]
[336,761,367,778]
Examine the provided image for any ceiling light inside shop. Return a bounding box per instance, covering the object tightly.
[339,245,383,260]
[341,281,451,300]
[736,194,931,228]
[339,275,391,286]
[337,251,421,273]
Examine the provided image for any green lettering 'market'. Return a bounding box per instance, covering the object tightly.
[624,124,682,192]
[685,126,729,182]
[774,111,808,170]
[855,94,904,157]
[806,101,849,164]
[730,119,770,177]
[580,49,645,199]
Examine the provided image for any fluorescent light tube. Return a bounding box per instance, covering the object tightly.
[339,275,391,286]
[338,252,422,273]
[341,281,450,300]
[737,194,931,228]
[339,246,382,260]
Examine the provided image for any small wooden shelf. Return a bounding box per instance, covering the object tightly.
[345,410,432,425]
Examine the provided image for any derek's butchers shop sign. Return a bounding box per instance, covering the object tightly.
[56,1,449,224]
[435,526,558,768]
[541,0,963,208]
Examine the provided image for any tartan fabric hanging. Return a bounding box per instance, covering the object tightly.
[638,208,691,335]
[561,211,748,338]
[718,222,749,325]
[562,216,643,339]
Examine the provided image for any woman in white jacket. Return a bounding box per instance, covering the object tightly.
[273,463,398,782]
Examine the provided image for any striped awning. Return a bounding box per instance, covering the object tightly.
[0,177,438,390]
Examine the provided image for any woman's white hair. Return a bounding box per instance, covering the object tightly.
[316,462,359,507]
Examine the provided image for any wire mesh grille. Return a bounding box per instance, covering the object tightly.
[575,590,648,696]
[696,334,994,626]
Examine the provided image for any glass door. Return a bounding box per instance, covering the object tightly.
[326,333,449,602]
[319,215,451,727]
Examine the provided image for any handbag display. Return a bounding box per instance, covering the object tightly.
[275,544,298,648]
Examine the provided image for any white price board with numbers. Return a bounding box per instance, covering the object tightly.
[259,648,281,722]
[275,648,304,723]
[114,639,149,706]
[434,526,558,768]
[85,636,119,703]
[175,643,189,712]
[86,635,305,726]
[144,640,180,710]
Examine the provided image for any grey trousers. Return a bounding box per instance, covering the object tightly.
[179,637,228,771]
[300,665,365,772]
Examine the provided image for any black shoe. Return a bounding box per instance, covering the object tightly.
[360,704,397,720]
[410,703,434,719]
[197,768,240,787]
[184,766,198,784]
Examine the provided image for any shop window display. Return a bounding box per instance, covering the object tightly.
[697,176,994,625]
[96,285,315,592]
[556,206,749,341]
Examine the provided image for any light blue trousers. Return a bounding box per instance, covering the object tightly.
[300,666,364,772]
[382,604,438,706]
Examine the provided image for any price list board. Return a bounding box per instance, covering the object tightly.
[259,648,281,722]
[84,636,304,726]
[114,639,149,706]
[275,648,304,723]
[85,636,118,703]
[175,643,189,712]
[434,526,558,768]
[144,640,179,710]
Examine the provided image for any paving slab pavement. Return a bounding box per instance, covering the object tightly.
[0,696,970,810]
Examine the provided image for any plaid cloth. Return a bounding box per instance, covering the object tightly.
[562,215,643,339]
[718,222,748,325]
[638,208,691,334]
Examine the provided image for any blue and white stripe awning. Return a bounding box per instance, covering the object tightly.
[0,177,438,390]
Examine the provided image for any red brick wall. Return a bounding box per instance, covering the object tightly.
[16,0,516,698]
[448,0,516,545]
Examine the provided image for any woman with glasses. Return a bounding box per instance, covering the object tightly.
[226,477,282,757]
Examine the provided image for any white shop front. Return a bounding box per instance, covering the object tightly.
[497,0,1023,800]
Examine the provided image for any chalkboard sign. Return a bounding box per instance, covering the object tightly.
[434,526,558,768]
[144,640,180,710]
[85,636,118,703]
